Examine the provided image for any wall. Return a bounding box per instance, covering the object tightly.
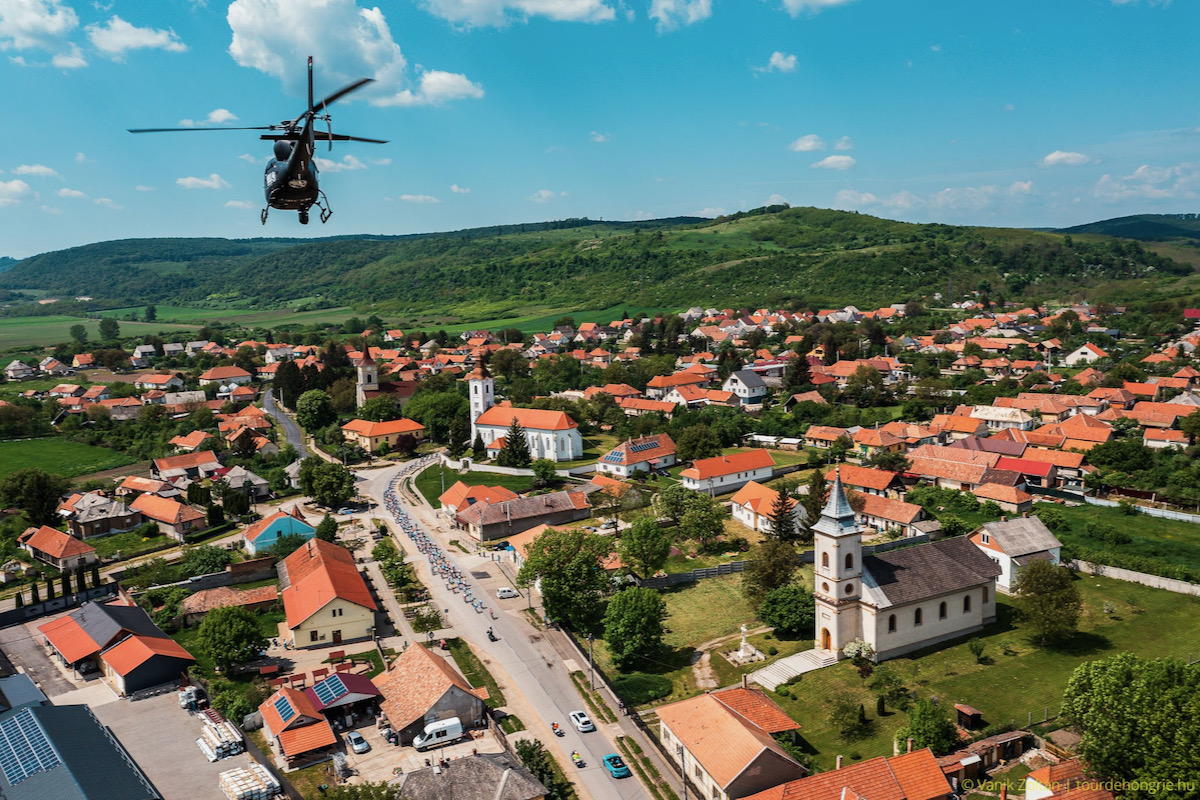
[1066,559,1200,597]
[0,584,119,630]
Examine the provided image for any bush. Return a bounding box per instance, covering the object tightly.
[1083,520,1132,546]
[611,673,672,705]
[1033,506,1069,532]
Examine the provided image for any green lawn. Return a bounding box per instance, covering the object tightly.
[90,529,174,559]
[773,574,1200,771]
[414,465,535,508]
[0,438,136,479]
[0,315,198,350]
[556,433,620,469]
[104,304,365,330]
[395,304,675,336]
[1040,501,1200,575]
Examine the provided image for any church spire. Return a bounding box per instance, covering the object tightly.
[814,467,858,537]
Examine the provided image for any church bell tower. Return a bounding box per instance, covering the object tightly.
[813,468,863,655]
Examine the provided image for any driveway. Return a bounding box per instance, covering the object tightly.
[0,619,75,697]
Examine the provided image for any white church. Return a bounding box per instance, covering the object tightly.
[468,365,584,462]
[813,470,1003,662]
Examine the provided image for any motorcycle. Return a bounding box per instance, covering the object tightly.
[552,723,564,737]
[486,628,498,642]
[571,752,585,768]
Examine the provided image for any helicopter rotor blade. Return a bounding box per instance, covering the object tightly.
[312,132,389,144]
[128,126,276,133]
[312,78,374,114]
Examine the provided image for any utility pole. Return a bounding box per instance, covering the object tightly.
[587,633,595,691]
[677,744,688,800]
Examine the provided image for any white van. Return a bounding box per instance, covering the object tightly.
[413,717,465,751]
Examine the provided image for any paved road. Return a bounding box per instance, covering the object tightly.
[263,388,308,457]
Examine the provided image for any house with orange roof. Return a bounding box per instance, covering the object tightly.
[855,494,926,538]
[130,494,205,540]
[279,539,377,648]
[971,483,1034,514]
[851,427,906,459]
[664,383,711,409]
[742,747,951,800]
[151,450,221,480]
[803,425,849,450]
[340,417,426,452]
[243,506,317,556]
[645,370,712,399]
[372,641,488,746]
[1144,428,1187,450]
[615,396,678,418]
[730,481,800,535]
[595,433,677,478]
[168,429,214,453]
[179,584,279,625]
[1063,342,1109,367]
[134,373,184,391]
[19,525,97,571]
[1026,759,1114,800]
[680,450,776,494]
[657,685,806,800]
[258,686,338,767]
[198,365,253,386]
[823,465,904,498]
[437,481,520,517]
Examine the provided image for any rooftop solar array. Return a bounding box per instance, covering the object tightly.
[601,452,624,463]
[312,674,348,706]
[0,709,61,786]
[629,441,660,453]
[273,695,296,723]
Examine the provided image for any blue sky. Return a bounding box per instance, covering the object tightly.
[1,0,1197,258]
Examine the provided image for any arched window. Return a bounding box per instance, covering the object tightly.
[844,553,854,571]
[939,601,947,620]
[914,608,923,626]
[963,595,972,613]
[887,615,896,633]
[821,551,829,569]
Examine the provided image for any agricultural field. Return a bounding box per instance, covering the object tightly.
[105,304,363,330]
[396,304,675,336]
[0,438,136,479]
[0,315,198,351]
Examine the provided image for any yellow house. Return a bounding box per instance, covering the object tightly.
[341,417,426,452]
[280,539,378,648]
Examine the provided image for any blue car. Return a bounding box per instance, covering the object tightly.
[602,754,631,779]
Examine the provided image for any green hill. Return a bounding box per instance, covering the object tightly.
[1057,213,1200,241]
[0,207,1191,316]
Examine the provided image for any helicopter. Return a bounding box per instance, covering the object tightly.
[130,57,386,225]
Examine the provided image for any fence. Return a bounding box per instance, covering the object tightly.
[1032,487,1200,525]
[0,583,119,629]
[440,455,598,478]
[1065,559,1200,597]
[638,561,747,589]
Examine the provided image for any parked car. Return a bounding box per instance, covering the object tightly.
[569,710,594,733]
[346,731,370,754]
[335,507,357,516]
[603,754,631,779]
[497,587,520,599]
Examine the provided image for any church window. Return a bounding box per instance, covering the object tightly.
[844,583,854,595]
[938,602,947,620]
[914,608,923,626]
[963,595,972,613]
[821,552,829,569]
[845,553,854,570]
[473,384,478,394]
[821,582,829,594]
[887,615,896,633]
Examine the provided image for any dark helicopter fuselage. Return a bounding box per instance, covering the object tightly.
[264,138,319,211]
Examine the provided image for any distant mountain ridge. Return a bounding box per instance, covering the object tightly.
[0,257,17,274]
[0,208,1190,315]
[1056,213,1200,241]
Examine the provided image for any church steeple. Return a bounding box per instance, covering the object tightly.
[812,466,863,654]
[814,468,858,538]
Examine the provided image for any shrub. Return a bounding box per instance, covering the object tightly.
[767,645,779,656]
[611,673,672,705]
[1033,506,1069,532]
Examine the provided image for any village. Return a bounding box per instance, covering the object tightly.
[0,296,1196,800]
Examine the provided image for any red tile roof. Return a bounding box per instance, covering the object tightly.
[745,748,950,800]
[19,525,96,560]
[824,465,897,492]
[130,494,205,526]
[730,481,790,515]
[198,366,252,381]
[341,417,426,437]
[373,643,479,730]
[101,634,194,676]
[474,405,578,431]
[281,539,377,629]
[437,480,520,509]
[37,615,101,663]
[680,449,775,481]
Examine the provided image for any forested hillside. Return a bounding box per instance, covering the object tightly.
[1,207,1191,314]
[1058,213,1200,241]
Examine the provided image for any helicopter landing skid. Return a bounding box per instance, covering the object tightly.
[316,191,333,224]
[260,208,269,225]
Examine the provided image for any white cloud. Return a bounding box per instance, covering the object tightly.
[698,207,725,217]
[882,190,922,211]
[450,184,470,194]
[530,189,566,203]
[238,153,260,163]
[812,155,855,170]
[13,163,60,178]
[93,196,121,209]
[225,200,254,209]
[418,0,616,26]
[755,51,797,74]
[57,187,85,198]
[834,136,853,151]
[0,0,84,67]
[1094,162,1200,202]
[1008,180,1033,196]
[228,0,482,109]
[590,131,610,143]
[1041,150,1090,167]
[181,108,240,127]
[315,154,367,172]
[649,0,711,32]
[779,0,858,17]
[765,193,788,205]
[788,134,825,152]
[86,15,187,59]
[833,189,877,208]
[0,179,34,206]
[930,185,998,211]
[135,184,154,191]
[176,173,231,189]
[400,193,440,203]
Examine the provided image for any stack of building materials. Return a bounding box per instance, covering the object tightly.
[198,718,245,761]
[218,764,281,800]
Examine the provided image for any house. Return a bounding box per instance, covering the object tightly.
[243,507,316,556]
[969,405,1036,431]
[4,360,34,380]
[993,456,1057,488]
[743,748,952,800]
[303,671,383,719]
[969,516,1062,592]
[116,475,180,501]
[438,481,520,517]
[615,396,677,418]
[971,483,1034,514]
[394,753,548,800]
[595,434,677,477]
[1144,428,1187,450]
[781,391,828,412]
[198,365,253,386]
[722,370,768,406]
[278,539,377,648]
[730,481,802,535]
[645,371,711,400]
[134,373,184,391]
[59,492,143,538]
[906,445,1000,491]
[812,472,1001,661]
[1026,759,1115,800]
[179,584,279,625]
[130,494,205,540]
[936,730,1029,785]
[340,417,426,452]
[151,450,221,480]
[455,490,591,542]
[823,465,905,499]
[258,686,338,767]
[373,642,489,746]
[169,430,214,452]
[1063,342,1109,366]
[804,425,849,450]
[852,427,907,460]
[38,600,194,694]
[657,685,807,800]
[468,365,583,461]
[223,465,271,500]
[855,494,926,539]
[680,449,776,495]
[19,526,98,571]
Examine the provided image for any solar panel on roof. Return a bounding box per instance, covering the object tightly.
[630,441,659,453]
[313,674,348,706]
[602,453,623,463]
[0,709,61,786]
[273,695,296,723]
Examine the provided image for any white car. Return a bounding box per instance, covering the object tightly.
[497,587,520,600]
[569,710,595,733]
[346,730,370,754]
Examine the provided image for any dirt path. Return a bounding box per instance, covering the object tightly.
[691,625,771,690]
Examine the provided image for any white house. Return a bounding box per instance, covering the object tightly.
[730,481,802,535]
[679,449,775,495]
[595,434,677,478]
[4,360,34,381]
[1063,342,1109,367]
[968,405,1036,431]
[722,370,768,406]
[468,366,583,462]
[968,516,1062,593]
[813,471,1001,662]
